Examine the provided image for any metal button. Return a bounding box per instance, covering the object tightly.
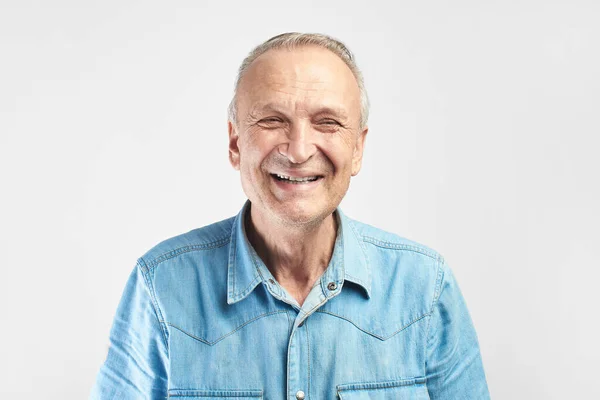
[296,390,305,400]
[327,282,337,291]
[269,278,275,285]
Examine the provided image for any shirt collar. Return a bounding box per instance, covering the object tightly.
[227,200,371,305]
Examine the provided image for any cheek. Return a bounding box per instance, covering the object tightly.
[321,145,354,175]
[238,136,272,177]
[319,131,357,166]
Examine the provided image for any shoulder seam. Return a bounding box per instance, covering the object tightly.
[423,257,446,374]
[143,236,231,271]
[361,235,442,261]
[136,259,170,354]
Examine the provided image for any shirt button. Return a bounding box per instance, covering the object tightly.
[327,282,337,291]
[269,279,275,285]
[296,390,305,400]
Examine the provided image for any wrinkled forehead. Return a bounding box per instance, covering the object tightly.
[237,47,361,119]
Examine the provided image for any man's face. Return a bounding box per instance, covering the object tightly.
[228,46,368,227]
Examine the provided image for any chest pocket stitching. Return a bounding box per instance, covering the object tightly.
[167,388,263,398]
[164,310,288,345]
[315,310,431,340]
[337,376,427,392]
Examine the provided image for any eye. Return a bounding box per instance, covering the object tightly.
[257,117,285,128]
[319,119,341,126]
[261,117,282,123]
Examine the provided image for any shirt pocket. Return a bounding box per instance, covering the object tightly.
[167,389,263,399]
[336,378,429,400]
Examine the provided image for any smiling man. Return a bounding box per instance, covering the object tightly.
[91,33,490,400]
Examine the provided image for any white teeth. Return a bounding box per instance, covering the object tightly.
[275,174,318,182]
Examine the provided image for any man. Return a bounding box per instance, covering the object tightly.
[91,32,490,399]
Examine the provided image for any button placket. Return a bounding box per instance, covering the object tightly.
[287,318,311,400]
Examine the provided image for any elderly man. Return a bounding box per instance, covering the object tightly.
[91,33,490,399]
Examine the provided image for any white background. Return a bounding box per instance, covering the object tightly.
[1,1,598,398]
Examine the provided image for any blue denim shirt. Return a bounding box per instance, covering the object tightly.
[91,201,490,399]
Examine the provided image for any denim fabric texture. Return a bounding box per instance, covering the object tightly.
[91,201,490,399]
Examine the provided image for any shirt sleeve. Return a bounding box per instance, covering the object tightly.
[90,262,169,400]
[425,260,490,399]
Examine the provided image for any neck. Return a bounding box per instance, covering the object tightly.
[245,203,338,305]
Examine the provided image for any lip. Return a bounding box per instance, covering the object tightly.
[269,173,324,192]
[270,171,323,179]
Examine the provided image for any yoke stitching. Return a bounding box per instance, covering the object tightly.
[315,309,430,341]
[164,310,287,345]
[147,237,230,271]
[361,236,441,260]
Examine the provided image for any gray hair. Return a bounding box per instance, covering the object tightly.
[228,32,370,130]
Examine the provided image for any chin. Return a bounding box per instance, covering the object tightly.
[271,199,335,227]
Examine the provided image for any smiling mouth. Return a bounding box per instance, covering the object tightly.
[271,173,323,184]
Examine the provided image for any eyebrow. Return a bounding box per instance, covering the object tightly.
[247,103,286,117]
[247,102,350,121]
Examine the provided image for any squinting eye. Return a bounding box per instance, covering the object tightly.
[256,118,285,129]
[320,120,340,126]
[260,117,283,123]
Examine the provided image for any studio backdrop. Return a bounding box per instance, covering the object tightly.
[0,1,598,399]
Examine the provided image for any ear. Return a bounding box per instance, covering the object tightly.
[351,126,368,176]
[228,121,241,171]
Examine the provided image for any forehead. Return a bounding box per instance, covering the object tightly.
[237,46,360,117]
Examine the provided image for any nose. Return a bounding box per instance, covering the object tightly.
[278,121,317,164]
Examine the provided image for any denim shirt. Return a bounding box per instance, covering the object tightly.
[91,201,490,399]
